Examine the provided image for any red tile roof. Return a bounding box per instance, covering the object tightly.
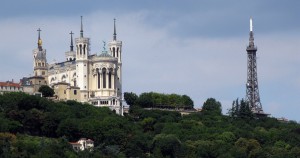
[0,82,21,88]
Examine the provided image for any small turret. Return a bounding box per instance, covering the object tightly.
[75,16,90,98]
[33,28,48,78]
[65,31,76,61]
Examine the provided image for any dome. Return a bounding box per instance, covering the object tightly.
[98,51,113,58]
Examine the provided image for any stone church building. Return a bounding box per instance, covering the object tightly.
[27,17,123,114]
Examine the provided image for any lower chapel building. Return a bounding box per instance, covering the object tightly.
[20,18,123,114]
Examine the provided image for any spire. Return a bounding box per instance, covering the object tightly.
[113,18,117,41]
[37,28,42,50]
[80,16,83,38]
[70,31,74,51]
[248,17,255,48]
[38,28,41,40]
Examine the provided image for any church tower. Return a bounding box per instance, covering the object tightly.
[33,28,48,78]
[65,31,76,61]
[108,19,122,99]
[75,16,90,101]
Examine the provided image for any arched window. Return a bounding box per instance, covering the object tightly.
[113,47,115,57]
[83,44,86,55]
[102,68,106,88]
[97,69,100,89]
[108,70,112,88]
[79,44,82,55]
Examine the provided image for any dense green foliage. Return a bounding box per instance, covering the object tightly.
[1,92,300,157]
[124,92,138,106]
[38,85,54,97]
[125,92,194,109]
[202,98,222,115]
[228,99,254,120]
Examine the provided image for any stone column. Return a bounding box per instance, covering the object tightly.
[99,69,102,89]
[112,70,115,90]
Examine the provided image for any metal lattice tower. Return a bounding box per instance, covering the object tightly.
[245,17,264,113]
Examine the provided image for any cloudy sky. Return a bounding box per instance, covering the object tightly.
[0,1,299,121]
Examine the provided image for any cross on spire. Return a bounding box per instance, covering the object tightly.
[37,28,41,40]
[37,28,42,50]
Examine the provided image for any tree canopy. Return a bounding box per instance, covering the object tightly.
[38,85,54,97]
[228,98,254,120]
[1,92,300,157]
[124,92,138,106]
[127,92,194,109]
[202,98,222,115]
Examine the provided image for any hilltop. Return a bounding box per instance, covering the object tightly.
[0,92,300,157]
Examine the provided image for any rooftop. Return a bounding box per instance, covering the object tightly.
[0,81,21,88]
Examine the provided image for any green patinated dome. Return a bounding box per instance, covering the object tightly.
[98,51,113,58]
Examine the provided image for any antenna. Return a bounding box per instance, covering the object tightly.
[250,17,253,32]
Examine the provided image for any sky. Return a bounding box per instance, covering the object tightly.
[0,1,300,121]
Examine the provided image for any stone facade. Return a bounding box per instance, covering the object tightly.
[0,81,23,94]
[70,138,94,151]
[53,82,81,101]
[30,18,123,115]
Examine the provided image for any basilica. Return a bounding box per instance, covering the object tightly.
[27,17,123,114]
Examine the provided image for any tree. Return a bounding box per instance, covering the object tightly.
[152,134,182,157]
[136,93,154,108]
[181,95,194,108]
[234,138,262,157]
[134,92,194,109]
[202,98,222,115]
[229,99,253,120]
[38,85,54,97]
[124,92,138,106]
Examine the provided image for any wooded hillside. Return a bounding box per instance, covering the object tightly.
[0,92,300,157]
